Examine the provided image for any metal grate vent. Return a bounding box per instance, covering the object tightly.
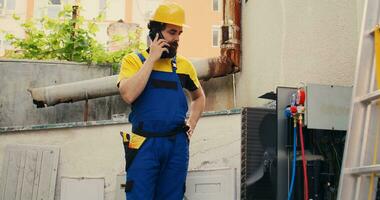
[241,107,277,200]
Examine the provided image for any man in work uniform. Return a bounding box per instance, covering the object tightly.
[117,2,206,200]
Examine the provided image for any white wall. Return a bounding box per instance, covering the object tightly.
[189,114,241,171]
[0,124,126,200]
[132,0,162,26]
[80,0,98,20]
[237,0,365,107]
[0,112,241,200]
[189,113,241,199]
[106,0,124,21]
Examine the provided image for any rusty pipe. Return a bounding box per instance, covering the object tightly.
[221,0,241,70]
[192,56,236,80]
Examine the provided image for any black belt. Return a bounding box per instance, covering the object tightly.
[132,123,190,137]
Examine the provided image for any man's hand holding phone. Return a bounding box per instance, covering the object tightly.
[149,33,169,62]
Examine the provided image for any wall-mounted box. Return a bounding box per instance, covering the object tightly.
[305,84,353,131]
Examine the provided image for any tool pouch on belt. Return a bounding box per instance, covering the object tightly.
[120,131,146,172]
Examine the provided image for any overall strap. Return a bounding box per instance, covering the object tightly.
[136,52,146,63]
[135,52,176,71]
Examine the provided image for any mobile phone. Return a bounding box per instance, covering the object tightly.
[149,29,165,41]
[148,29,172,58]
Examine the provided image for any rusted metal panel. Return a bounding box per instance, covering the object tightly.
[221,0,241,71]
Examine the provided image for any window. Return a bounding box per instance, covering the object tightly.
[50,0,61,5]
[0,35,11,56]
[0,0,16,15]
[0,37,4,56]
[47,0,62,18]
[212,0,219,11]
[99,0,107,17]
[0,0,3,9]
[99,0,106,11]
[212,26,221,47]
[35,0,76,18]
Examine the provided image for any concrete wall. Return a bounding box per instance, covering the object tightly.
[201,75,236,111]
[237,0,364,107]
[0,59,129,127]
[0,111,241,200]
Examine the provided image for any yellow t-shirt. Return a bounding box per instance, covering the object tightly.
[117,51,201,91]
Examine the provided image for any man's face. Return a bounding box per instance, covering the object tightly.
[161,24,183,56]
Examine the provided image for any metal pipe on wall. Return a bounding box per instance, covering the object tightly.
[28,75,119,108]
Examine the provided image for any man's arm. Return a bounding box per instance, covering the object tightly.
[119,34,169,104]
[119,58,155,104]
[186,87,206,138]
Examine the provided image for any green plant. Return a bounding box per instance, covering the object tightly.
[4,4,146,72]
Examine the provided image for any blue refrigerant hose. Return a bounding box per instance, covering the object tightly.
[287,125,297,200]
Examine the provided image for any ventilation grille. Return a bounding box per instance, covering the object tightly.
[241,107,277,200]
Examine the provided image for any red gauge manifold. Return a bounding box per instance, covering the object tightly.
[296,88,306,105]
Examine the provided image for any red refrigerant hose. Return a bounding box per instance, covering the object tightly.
[299,116,309,200]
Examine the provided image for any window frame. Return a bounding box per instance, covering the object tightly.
[46,0,63,18]
[211,25,221,48]
[0,34,11,56]
[99,0,107,17]
[0,0,17,15]
[0,37,4,55]
[50,0,61,5]
[212,0,220,12]
[34,0,68,19]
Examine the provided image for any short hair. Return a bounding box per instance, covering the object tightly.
[147,21,166,32]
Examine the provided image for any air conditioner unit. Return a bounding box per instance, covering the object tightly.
[241,107,277,200]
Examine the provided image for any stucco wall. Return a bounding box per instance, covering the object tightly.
[0,59,129,127]
[237,0,364,107]
[0,111,241,200]
[201,75,236,111]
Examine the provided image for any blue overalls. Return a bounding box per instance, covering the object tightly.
[125,53,189,200]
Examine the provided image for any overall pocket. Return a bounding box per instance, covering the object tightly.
[120,131,147,171]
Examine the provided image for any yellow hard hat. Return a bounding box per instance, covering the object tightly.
[151,2,187,27]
